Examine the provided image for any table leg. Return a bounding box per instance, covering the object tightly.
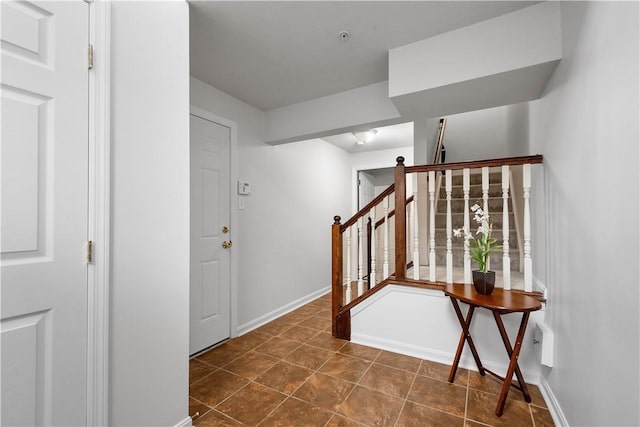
[494,311,532,417]
[448,297,485,384]
[493,311,531,401]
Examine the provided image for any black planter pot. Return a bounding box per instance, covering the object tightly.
[472,270,496,295]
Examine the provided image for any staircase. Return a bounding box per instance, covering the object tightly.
[434,171,521,272]
[331,155,543,340]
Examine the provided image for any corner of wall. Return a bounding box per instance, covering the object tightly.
[538,374,569,427]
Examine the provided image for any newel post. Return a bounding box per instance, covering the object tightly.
[394,156,407,279]
[331,215,343,337]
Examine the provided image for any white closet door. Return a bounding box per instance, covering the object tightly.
[1,1,89,425]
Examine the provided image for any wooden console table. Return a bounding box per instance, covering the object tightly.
[443,284,542,417]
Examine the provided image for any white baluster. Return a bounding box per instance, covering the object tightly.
[445,170,453,284]
[413,175,420,280]
[383,196,390,279]
[357,217,364,296]
[482,167,490,214]
[463,168,471,284]
[502,166,511,290]
[370,208,377,287]
[428,171,436,281]
[345,225,352,303]
[523,164,532,292]
[482,167,490,271]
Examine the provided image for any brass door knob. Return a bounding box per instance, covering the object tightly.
[222,226,229,234]
[222,241,232,249]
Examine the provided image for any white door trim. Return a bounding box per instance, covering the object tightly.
[190,106,239,339]
[87,1,111,426]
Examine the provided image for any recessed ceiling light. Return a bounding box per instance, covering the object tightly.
[338,30,351,41]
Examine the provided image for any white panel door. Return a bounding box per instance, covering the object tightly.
[190,114,231,355]
[358,171,375,209]
[1,1,89,426]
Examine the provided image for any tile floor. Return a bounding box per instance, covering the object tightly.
[189,293,555,426]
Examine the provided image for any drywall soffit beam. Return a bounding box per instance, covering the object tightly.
[391,60,560,119]
[264,81,403,145]
[388,1,561,119]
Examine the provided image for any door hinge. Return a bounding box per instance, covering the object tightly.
[88,44,94,70]
[85,240,94,264]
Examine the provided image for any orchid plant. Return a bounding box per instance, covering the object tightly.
[453,203,502,273]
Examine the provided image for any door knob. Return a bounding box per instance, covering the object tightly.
[222,226,229,234]
[222,241,232,249]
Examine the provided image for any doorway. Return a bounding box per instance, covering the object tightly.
[357,167,395,209]
[189,109,236,355]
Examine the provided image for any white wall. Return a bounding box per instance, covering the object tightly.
[190,78,353,333]
[349,147,414,214]
[442,103,530,163]
[529,2,639,425]
[110,2,190,426]
[351,147,414,169]
[506,103,530,157]
[367,169,394,188]
[352,286,545,382]
[265,81,402,144]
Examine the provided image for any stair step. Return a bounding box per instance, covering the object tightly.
[436,197,513,214]
[433,247,521,271]
[450,172,502,186]
[449,185,503,199]
[435,212,513,228]
[434,228,518,243]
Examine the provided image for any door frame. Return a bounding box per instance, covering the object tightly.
[86,5,240,423]
[190,106,239,341]
[87,1,111,426]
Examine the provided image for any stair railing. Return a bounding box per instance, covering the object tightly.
[406,155,542,290]
[432,118,448,165]
[369,194,415,279]
[332,154,543,340]
[332,184,395,337]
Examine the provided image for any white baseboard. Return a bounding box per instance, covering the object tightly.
[352,332,454,366]
[174,416,192,427]
[538,375,569,426]
[236,286,330,336]
[351,332,541,385]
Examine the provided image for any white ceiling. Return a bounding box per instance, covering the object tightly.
[322,121,413,153]
[189,1,539,111]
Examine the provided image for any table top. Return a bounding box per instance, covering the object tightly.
[443,284,542,313]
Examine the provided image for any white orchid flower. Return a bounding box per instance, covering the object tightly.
[453,202,502,272]
[453,228,472,239]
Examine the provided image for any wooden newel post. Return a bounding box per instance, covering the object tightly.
[394,156,406,279]
[331,215,343,337]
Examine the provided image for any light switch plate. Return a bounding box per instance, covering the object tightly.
[238,181,251,195]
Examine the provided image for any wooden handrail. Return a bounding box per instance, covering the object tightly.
[341,184,395,231]
[432,118,447,165]
[406,155,543,174]
[338,278,446,315]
